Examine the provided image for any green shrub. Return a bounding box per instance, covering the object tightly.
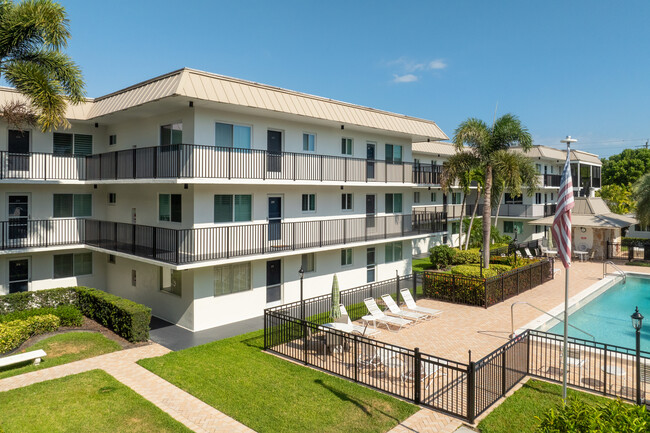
[74,287,151,342]
[489,264,512,274]
[0,288,77,315]
[489,242,509,250]
[0,305,83,327]
[0,314,60,354]
[452,248,481,265]
[451,265,497,278]
[537,398,649,432]
[429,245,456,269]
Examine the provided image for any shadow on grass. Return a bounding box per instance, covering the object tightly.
[314,379,372,416]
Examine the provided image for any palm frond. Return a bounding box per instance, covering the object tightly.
[634,174,650,226]
[492,113,533,150]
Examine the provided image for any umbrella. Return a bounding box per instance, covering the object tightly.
[330,274,341,320]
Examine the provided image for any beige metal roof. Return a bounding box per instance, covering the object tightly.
[412,141,457,156]
[0,68,445,139]
[511,145,602,165]
[530,198,637,228]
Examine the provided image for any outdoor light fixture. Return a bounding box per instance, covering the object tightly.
[632,306,644,405]
[632,306,644,331]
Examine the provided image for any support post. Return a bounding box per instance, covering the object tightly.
[637,328,642,405]
[395,270,400,304]
[414,348,421,404]
[467,361,476,423]
[501,350,507,396]
[412,272,417,301]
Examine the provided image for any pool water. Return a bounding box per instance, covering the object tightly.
[548,276,650,350]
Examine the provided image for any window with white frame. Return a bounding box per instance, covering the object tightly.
[53,252,92,278]
[301,253,315,272]
[53,194,91,217]
[214,195,252,222]
[215,122,251,149]
[53,133,93,156]
[160,267,182,296]
[214,262,251,297]
[341,138,353,155]
[109,135,117,146]
[301,194,316,212]
[385,242,403,262]
[341,193,353,211]
[341,248,352,266]
[414,191,420,204]
[431,192,437,202]
[108,193,116,205]
[451,222,459,234]
[385,193,403,213]
[452,192,462,204]
[385,144,403,164]
[503,221,524,234]
[160,123,182,146]
[303,133,315,152]
[159,194,182,223]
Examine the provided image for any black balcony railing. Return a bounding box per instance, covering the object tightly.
[0,144,444,184]
[543,174,562,187]
[466,203,557,219]
[0,213,446,265]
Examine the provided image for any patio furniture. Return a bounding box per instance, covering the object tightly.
[524,248,535,259]
[362,298,412,331]
[575,251,589,262]
[380,294,428,322]
[563,347,588,381]
[601,365,626,392]
[400,288,443,318]
[320,322,353,354]
[339,304,380,337]
[401,359,448,390]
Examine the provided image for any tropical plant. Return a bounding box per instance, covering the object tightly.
[329,274,341,319]
[634,173,650,227]
[428,245,456,270]
[441,152,480,249]
[463,167,485,250]
[453,114,533,268]
[597,183,635,214]
[0,0,85,131]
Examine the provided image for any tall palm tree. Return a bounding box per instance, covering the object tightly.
[633,173,650,227]
[441,152,480,249]
[453,114,533,268]
[0,0,85,131]
[464,167,485,250]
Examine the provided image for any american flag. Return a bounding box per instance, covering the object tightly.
[552,151,575,268]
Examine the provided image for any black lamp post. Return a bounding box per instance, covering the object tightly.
[632,306,644,405]
[299,266,305,321]
[510,228,519,265]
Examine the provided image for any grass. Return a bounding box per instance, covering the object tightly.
[0,331,121,379]
[412,257,434,273]
[478,379,613,433]
[0,369,192,433]
[625,261,650,268]
[139,330,418,433]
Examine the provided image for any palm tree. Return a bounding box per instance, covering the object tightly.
[441,152,480,249]
[453,114,533,268]
[464,167,485,250]
[633,173,650,227]
[0,0,85,131]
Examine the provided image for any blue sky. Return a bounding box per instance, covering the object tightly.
[58,0,650,158]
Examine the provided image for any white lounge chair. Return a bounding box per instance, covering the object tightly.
[400,289,442,318]
[380,294,428,322]
[339,304,380,337]
[524,248,535,259]
[363,298,411,331]
[401,359,448,389]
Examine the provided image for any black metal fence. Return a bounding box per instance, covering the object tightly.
[0,218,85,250]
[607,241,650,261]
[0,145,444,184]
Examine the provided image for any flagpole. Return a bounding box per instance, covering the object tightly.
[560,135,577,402]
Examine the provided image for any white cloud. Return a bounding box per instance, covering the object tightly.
[428,59,447,70]
[393,74,418,83]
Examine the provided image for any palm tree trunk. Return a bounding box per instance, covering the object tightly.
[492,191,504,237]
[458,194,466,249]
[465,189,482,250]
[483,165,493,268]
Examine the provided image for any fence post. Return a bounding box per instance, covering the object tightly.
[395,270,400,303]
[501,350,507,396]
[516,269,520,295]
[303,319,309,366]
[263,311,268,350]
[412,272,417,301]
[526,332,531,375]
[606,240,610,260]
[485,279,489,309]
[414,348,421,404]
[467,361,476,423]
[603,345,608,395]
[353,335,358,382]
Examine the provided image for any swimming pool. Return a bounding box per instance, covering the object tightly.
[546,275,650,350]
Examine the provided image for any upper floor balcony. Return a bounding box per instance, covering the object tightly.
[0,145,443,185]
[0,212,447,266]
[542,174,562,187]
[412,203,557,219]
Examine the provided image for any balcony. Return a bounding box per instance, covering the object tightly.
[468,203,557,218]
[0,145,443,185]
[543,174,562,187]
[0,213,446,265]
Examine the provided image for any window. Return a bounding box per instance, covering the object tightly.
[53,253,92,278]
[414,192,420,204]
[301,253,315,272]
[341,193,353,211]
[53,194,91,217]
[452,192,462,204]
[160,123,182,146]
[385,193,403,213]
[301,194,316,212]
[431,192,437,202]
[535,193,542,204]
[108,193,116,205]
[535,225,541,234]
[213,194,252,223]
[535,163,542,173]
[367,247,376,283]
[109,135,117,146]
[214,262,251,296]
[385,242,403,262]
[160,267,182,296]
[303,133,315,152]
[215,122,251,149]
[159,194,182,223]
[451,222,459,234]
[53,133,93,156]
[504,193,523,204]
[503,221,524,234]
[341,138,353,155]
[108,255,116,264]
[341,248,352,266]
[385,144,403,164]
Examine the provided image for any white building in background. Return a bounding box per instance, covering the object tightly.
[0,68,448,331]
[411,142,602,248]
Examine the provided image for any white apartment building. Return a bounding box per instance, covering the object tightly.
[0,68,448,331]
[411,142,602,248]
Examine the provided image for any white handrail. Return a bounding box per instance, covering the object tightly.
[603,261,626,283]
[510,301,595,340]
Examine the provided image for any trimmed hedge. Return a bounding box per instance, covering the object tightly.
[0,288,77,315]
[451,249,481,265]
[429,245,456,269]
[451,265,497,279]
[0,305,83,327]
[0,314,60,354]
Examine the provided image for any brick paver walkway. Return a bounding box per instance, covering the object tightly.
[0,343,254,433]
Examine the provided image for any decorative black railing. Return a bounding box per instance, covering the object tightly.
[468,203,557,218]
[0,145,442,184]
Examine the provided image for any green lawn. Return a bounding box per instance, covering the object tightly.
[0,369,191,433]
[412,257,434,273]
[0,332,121,379]
[139,330,418,433]
[478,379,613,433]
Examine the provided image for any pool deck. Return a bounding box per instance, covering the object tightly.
[369,260,645,364]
